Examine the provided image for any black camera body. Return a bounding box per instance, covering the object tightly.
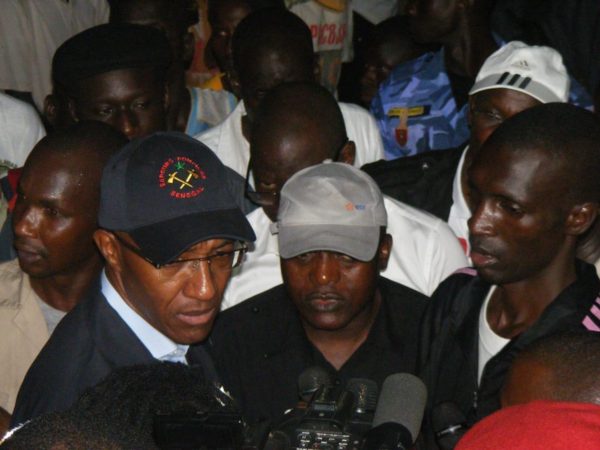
[263,384,374,450]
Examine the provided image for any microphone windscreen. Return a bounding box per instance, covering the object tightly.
[346,378,379,413]
[297,366,332,402]
[372,373,427,443]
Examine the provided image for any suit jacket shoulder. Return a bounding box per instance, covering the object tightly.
[11,288,154,425]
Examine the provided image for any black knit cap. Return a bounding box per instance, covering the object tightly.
[52,23,171,89]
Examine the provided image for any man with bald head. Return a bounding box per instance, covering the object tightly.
[222,81,466,307]
[195,7,385,176]
[502,332,600,408]
[0,122,126,423]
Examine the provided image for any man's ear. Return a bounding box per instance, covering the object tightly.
[467,96,475,128]
[228,69,242,99]
[93,229,122,271]
[67,97,80,123]
[377,233,393,271]
[43,94,59,127]
[337,140,356,165]
[566,203,599,236]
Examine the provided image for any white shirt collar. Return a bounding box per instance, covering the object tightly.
[451,146,471,219]
[101,271,188,362]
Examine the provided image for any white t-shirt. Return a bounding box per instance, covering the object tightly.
[222,195,468,308]
[0,93,46,168]
[477,286,510,383]
[0,0,109,110]
[195,100,385,177]
[447,147,471,255]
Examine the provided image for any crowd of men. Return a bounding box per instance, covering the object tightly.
[1,0,600,449]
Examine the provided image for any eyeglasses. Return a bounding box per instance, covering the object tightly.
[113,233,248,276]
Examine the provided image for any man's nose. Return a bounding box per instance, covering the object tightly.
[468,200,495,236]
[13,205,39,239]
[311,253,340,286]
[183,260,218,301]
[116,108,139,139]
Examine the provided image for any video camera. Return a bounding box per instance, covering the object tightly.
[152,370,426,450]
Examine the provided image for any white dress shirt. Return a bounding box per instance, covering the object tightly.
[447,146,471,255]
[195,100,385,177]
[102,272,188,363]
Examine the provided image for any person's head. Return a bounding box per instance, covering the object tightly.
[248,81,355,222]
[71,362,238,446]
[13,122,127,281]
[0,411,155,449]
[406,0,494,45]
[276,163,392,332]
[502,332,600,407]
[109,0,199,69]
[46,23,171,139]
[455,400,600,450]
[94,132,255,345]
[360,15,435,107]
[231,8,317,123]
[466,41,570,161]
[467,103,600,285]
[207,0,254,77]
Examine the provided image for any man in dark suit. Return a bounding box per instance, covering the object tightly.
[10,132,255,425]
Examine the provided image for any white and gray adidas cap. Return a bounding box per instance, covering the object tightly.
[469,41,569,103]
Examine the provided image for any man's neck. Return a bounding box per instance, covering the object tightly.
[486,256,578,339]
[29,256,103,312]
[303,292,381,371]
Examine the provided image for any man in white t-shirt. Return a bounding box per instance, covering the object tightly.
[195,7,384,177]
[0,0,109,110]
[222,81,466,308]
[419,103,600,447]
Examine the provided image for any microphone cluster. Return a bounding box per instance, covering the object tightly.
[263,367,428,450]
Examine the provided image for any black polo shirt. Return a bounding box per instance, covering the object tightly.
[209,278,427,424]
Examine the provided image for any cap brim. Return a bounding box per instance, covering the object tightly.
[469,75,562,104]
[129,208,255,265]
[278,225,380,262]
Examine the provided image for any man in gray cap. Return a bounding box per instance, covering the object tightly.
[210,162,427,424]
[11,132,255,425]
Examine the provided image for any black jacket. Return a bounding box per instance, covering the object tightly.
[361,147,464,221]
[11,288,218,426]
[209,278,427,424]
[418,261,600,445]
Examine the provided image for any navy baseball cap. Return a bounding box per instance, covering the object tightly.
[98,132,255,265]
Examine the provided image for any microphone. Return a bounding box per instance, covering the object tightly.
[362,373,427,450]
[297,366,333,403]
[432,402,468,450]
[346,378,379,415]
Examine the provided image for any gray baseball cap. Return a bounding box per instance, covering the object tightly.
[274,162,387,261]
